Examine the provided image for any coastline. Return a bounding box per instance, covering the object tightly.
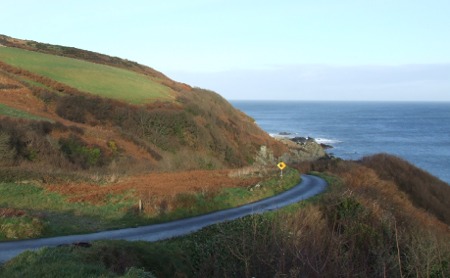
[232,101,450,184]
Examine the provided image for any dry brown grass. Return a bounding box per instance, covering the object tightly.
[362,153,450,225]
[44,169,260,205]
[0,208,26,218]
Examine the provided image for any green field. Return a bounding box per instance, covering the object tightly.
[0,47,173,104]
[0,103,51,121]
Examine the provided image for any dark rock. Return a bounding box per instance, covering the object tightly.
[291,137,307,144]
[279,132,292,136]
[320,143,333,149]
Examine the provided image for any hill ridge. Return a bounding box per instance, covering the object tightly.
[0,34,190,93]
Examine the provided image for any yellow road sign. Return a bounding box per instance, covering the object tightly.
[277,162,286,170]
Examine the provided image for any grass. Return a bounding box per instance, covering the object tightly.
[0,241,162,277]
[20,78,54,91]
[0,168,300,240]
[0,47,173,104]
[0,103,51,121]
[0,183,139,238]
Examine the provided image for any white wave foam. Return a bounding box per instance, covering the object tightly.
[315,138,342,144]
[269,133,342,145]
[269,133,297,138]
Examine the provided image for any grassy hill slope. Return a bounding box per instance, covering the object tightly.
[0,34,187,92]
[0,47,173,104]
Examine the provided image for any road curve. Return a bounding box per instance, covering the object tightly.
[0,174,327,263]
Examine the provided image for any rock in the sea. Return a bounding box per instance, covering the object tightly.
[320,143,333,149]
[291,137,308,144]
[279,132,292,136]
[291,136,316,144]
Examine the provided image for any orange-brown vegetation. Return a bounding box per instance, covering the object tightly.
[0,72,49,118]
[296,155,450,228]
[362,153,450,225]
[44,169,260,205]
[0,208,26,218]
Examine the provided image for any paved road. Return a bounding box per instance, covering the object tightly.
[0,174,327,263]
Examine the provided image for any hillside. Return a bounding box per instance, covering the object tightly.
[0,35,324,181]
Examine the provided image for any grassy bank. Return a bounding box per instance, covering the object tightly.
[0,168,300,240]
[0,104,51,121]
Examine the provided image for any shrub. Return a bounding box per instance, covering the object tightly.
[0,131,15,163]
[0,83,21,90]
[59,135,105,169]
[55,95,87,123]
[32,87,59,104]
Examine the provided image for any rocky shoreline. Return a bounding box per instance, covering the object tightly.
[276,132,334,149]
[289,136,333,150]
[254,132,334,166]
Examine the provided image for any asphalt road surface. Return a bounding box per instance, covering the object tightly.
[0,174,327,263]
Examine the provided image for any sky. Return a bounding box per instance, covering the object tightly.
[1,0,450,101]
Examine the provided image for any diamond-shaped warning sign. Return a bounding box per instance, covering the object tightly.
[277,162,286,170]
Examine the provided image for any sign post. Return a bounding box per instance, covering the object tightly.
[277,162,287,178]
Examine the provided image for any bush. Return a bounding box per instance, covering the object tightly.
[0,118,67,164]
[55,95,87,123]
[59,135,106,169]
[0,131,15,163]
[32,88,58,104]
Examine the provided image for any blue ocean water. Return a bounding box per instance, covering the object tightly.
[231,101,450,185]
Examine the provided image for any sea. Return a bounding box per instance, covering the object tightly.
[230,101,450,185]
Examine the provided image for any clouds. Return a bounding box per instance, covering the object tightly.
[167,64,450,101]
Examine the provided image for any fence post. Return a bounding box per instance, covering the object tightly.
[138,199,143,212]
